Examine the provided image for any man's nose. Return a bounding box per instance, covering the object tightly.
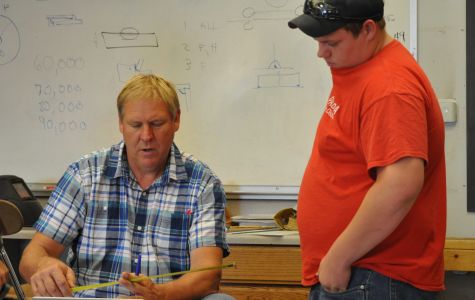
[140,125,153,140]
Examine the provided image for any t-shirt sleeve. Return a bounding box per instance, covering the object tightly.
[360,93,428,175]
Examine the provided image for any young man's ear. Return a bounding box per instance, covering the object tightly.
[362,19,378,39]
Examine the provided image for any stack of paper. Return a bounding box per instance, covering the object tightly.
[230,214,277,227]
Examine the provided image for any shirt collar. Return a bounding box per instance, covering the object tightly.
[105,141,189,183]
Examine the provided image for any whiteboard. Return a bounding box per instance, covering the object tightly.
[0,0,415,186]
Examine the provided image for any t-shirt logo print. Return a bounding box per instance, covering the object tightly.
[325,96,340,119]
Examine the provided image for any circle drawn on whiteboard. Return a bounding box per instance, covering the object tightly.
[265,0,289,8]
[242,7,255,18]
[119,27,139,40]
[0,15,20,65]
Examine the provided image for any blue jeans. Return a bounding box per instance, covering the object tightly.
[202,293,236,300]
[308,267,438,300]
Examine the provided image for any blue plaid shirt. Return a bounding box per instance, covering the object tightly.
[35,141,229,298]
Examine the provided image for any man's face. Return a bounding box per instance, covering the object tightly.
[315,27,370,69]
[119,97,180,177]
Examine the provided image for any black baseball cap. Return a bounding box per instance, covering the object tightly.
[288,0,384,38]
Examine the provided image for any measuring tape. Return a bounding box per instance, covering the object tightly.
[71,262,236,293]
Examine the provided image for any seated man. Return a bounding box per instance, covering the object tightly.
[19,74,232,300]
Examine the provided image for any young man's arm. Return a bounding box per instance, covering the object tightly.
[318,156,424,293]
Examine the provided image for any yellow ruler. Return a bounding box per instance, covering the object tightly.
[71,262,236,293]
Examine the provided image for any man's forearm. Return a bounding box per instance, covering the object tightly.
[20,232,66,282]
[160,271,221,300]
[19,243,49,282]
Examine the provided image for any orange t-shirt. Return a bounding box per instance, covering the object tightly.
[298,40,446,291]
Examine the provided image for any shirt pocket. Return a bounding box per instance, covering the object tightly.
[153,211,191,253]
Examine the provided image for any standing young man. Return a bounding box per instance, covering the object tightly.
[289,0,446,299]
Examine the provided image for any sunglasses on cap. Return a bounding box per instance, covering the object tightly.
[304,0,382,22]
[304,0,343,20]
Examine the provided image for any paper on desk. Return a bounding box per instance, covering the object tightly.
[244,230,299,237]
[231,214,275,220]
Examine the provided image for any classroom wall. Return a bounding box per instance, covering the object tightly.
[1,0,471,237]
[419,0,471,237]
[0,0,413,187]
[230,0,475,238]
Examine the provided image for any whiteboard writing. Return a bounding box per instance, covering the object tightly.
[0,0,415,185]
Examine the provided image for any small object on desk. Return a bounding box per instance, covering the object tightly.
[43,185,56,191]
[227,226,281,234]
[227,225,277,233]
[244,230,299,237]
[274,208,298,231]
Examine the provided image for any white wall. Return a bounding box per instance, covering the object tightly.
[418,0,474,237]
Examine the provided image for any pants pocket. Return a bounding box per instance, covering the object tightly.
[319,284,366,300]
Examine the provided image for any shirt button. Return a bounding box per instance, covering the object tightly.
[137,226,143,231]
[134,258,139,263]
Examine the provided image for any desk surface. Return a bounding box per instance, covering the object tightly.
[6,227,300,245]
[3,227,36,240]
[227,230,300,245]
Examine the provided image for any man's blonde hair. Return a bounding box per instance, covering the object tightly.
[117,74,180,119]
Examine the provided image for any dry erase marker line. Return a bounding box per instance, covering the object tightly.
[71,262,236,293]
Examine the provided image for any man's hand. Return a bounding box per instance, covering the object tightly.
[119,247,222,299]
[119,272,166,300]
[30,256,76,297]
[317,254,351,293]
[0,262,8,287]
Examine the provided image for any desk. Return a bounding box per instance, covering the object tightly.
[221,232,308,299]
[221,233,475,300]
[3,227,36,240]
[6,229,475,300]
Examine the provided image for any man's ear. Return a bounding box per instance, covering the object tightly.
[119,117,124,134]
[174,109,181,132]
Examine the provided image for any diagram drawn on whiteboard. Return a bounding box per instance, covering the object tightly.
[101,27,158,49]
[265,0,290,8]
[116,58,152,82]
[176,83,191,111]
[256,45,301,89]
[228,1,299,31]
[0,15,20,65]
[46,14,83,26]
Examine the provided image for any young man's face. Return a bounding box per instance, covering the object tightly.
[315,26,371,69]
